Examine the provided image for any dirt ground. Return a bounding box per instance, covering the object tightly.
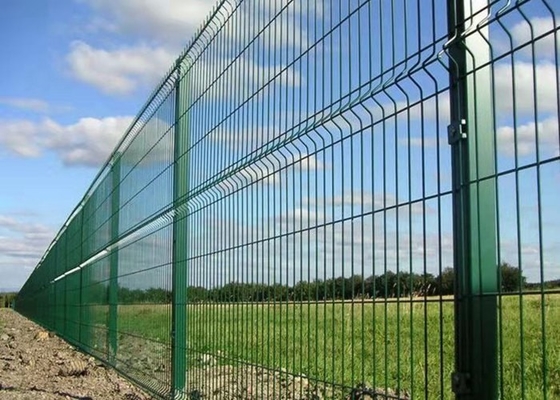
[0,309,152,400]
[0,309,409,400]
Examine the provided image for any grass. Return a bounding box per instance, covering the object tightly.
[107,293,559,399]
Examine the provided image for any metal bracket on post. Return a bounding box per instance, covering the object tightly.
[452,372,471,395]
[448,119,467,145]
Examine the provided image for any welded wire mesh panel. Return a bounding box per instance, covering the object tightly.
[15,49,179,400]
[107,82,177,397]
[177,0,455,398]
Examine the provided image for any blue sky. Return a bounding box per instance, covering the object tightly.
[0,0,213,290]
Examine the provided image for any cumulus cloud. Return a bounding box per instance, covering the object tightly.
[0,116,133,167]
[0,120,41,157]
[68,0,213,95]
[73,0,309,96]
[510,16,559,60]
[0,98,51,113]
[215,152,323,194]
[0,214,55,290]
[302,192,433,219]
[497,116,559,158]
[0,215,52,235]
[82,0,214,45]
[494,61,559,116]
[191,209,454,286]
[83,0,319,50]
[390,60,557,129]
[67,41,176,95]
[228,0,318,52]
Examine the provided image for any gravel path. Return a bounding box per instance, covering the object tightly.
[0,309,152,400]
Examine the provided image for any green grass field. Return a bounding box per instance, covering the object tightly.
[111,293,560,399]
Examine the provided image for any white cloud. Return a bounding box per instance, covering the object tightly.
[215,152,323,193]
[69,0,215,95]
[494,61,559,115]
[394,92,450,122]
[388,60,557,127]
[67,41,175,95]
[83,0,318,51]
[400,137,440,148]
[0,116,133,167]
[82,0,214,45]
[0,235,52,260]
[0,98,50,113]
[292,152,323,171]
[303,192,431,216]
[0,215,52,235]
[229,0,318,53]
[199,212,454,285]
[0,120,42,157]
[511,16,559,60]
[190,54,302,105]
[0,214,55,290]
[73,0,308,96]
[497,116,559,157]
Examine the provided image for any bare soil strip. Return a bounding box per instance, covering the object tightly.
[0,309,151,400]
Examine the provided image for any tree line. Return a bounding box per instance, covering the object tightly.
[0,293,17,308]
[115,262,535,304]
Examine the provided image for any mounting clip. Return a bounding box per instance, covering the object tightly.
[448,119,467,145]
[452,372,471,395]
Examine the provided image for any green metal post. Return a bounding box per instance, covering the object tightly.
[62,233,68,337]
[447,0,498,399]
[79,210,87,347]
[53,247,59,333]
[172,58,188,398]
[109,157,121,365]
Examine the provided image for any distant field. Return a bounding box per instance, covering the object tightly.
[113,293,559,399]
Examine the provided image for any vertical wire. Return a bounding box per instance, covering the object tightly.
[526,7,548,399]
[357,0,366,389]
[270,0,278,392]
[321,0,329,389]
[511,9,526,397]
[329,0,336,388]
[487,10,505,396]
[250,2,257,391]
[368,0,378,390]
[339,0,347,388]
[435,0,445,396]
[316,1,327,386]
[379,0,390,392]
[542,3,559,397]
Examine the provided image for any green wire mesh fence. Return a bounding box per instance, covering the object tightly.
[15,0,559,399]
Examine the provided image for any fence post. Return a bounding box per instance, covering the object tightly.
[172,58,188,398]
[78,210,87,347]
[108,156,121,365]
[447,0,498,399]
[62,233,68,337]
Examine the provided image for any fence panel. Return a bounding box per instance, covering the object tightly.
[176,0,454,398]
[456,1,560,399]
[14,1,559,399]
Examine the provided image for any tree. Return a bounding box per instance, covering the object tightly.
[437,267,455,295]
[375,271,397,298]
[0,293,17,308]
[500,262,526,292]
